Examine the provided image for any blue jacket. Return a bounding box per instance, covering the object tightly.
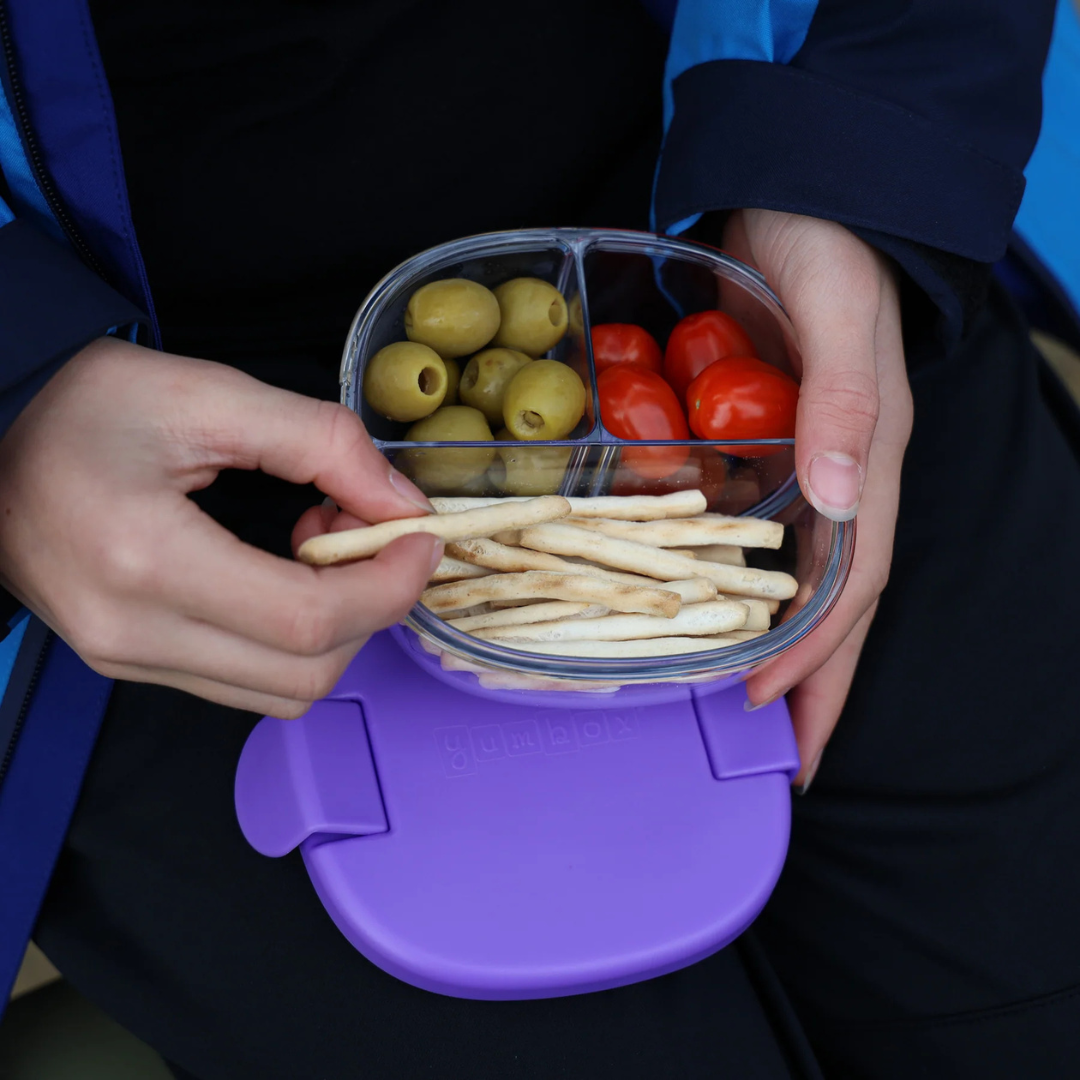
[0,0,1062,1001]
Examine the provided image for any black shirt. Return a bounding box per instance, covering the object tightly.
[89,0,667,381]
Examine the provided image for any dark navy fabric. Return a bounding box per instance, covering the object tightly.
[2,0,158,334]
[0,218,146,432]
[0,624,114,1011]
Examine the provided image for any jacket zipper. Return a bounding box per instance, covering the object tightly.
[0,628,53,791]
[0,1,111,282]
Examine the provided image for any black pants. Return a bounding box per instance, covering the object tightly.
[34,287,1080,1078]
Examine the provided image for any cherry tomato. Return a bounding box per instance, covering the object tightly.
[610,446,727,501]
[663,310,757,399]
[591,323,663,375]
[598,365,690,480]
[686,356,798,457]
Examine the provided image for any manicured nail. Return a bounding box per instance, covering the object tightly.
[744,689,785,712]
[428,537,446,576]
[794,749,823,795]
[806,453,862,521]
[388,466,433,512]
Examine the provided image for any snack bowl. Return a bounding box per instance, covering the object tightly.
[340,229,854,695]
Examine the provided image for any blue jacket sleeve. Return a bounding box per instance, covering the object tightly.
[654,0,1058,340]
[0,209,146,437]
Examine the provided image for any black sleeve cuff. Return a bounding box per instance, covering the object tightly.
[0,218,147,435]
[656,60,1026,265]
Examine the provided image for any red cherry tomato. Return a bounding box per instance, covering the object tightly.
[686,357,798,457]
[597,365,690,480]
[663,310,757,399]
[591,323,663,375]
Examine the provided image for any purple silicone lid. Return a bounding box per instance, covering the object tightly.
[235,630,799,1000]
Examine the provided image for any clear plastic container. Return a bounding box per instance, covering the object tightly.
[340,229,854,692]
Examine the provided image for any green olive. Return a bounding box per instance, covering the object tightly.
[491,443,573,496]
[502,359,586,440]
[401,406,495,493]
[442,358,461,406]
[404,278,501,359]
[459,348,532,425]
[363,341,447,422]
[491,278,568,356]
[567,293,585,337]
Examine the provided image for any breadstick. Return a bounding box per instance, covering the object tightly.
[493,637,747,658]
[475,600,749,643]
[297,495,571,565]
[685,544,746,566]
[429,557,493,583]
[564,515,783,550]
[705,630,767,643]
[421,571,681,617]
[476,672,619,693]
[520,523,798,600]
[716,597,771,631]
[430,490,707,520]
[447,538,716,603]
[448,602,608,632]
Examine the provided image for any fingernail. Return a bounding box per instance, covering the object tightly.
[806,453,862,521]
[388,466,433,513]
[794,750,823,796]
[322,496,338,510]
[428,537,446,576]
[744,689,786,712]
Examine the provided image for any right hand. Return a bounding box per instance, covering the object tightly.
[0,337,443,718]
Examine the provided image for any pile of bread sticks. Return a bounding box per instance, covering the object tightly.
[298,490,797,690]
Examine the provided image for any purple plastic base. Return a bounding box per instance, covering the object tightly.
[235,630,800,1000]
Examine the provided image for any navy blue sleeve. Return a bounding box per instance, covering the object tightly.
[0,216,146,435]
[654,1,1058,340]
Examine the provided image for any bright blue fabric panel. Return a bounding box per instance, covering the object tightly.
[657,1,820,235]
[0,72,63,241]
[4,0,159,342]
[1015,0,1080,315]
[0,612,30,702]
[663,0,819,128]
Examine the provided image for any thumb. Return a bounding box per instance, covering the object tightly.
[733,211,882,521]
[191,364,433,524]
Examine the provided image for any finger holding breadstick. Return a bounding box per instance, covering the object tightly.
[520,523,798,600]
[298,495,570,566]
[430,490,707,520]
[475,600,750,643]
[565,515,784,550]
[421,570,682,617]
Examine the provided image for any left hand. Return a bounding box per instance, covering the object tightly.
[723,210,914,788]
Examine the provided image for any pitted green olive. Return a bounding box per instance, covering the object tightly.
[459,348,532,425]
[363,341,447,422]
[442,358,461,406]
[491,443,573,496]
[401,406,495,493]
[404,279,500,359]
[502,360,585,440]
[491,278,568,356]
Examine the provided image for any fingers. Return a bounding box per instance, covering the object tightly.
[785,602,878,789]
[180,363,433,524]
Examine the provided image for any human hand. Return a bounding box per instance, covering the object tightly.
[0,338,442,719]
[723,210,914,788]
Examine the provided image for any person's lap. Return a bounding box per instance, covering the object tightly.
[33,285,1080,1078]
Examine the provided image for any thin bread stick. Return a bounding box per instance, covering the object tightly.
[685,544,746,566]
[430,490,707,520]
[448,601,608,632]
[564,515,783,550]
[520,523,798,600]
[716,596,771,631]
[475,600,750,644]
[491,529,522,545]
[492,637,749,658]
[429,556,493,583]
[476,672,619,693]
[705,629,767,643]
[298,495,571,565]
[421,571,682,618]
[447,538,716,602]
